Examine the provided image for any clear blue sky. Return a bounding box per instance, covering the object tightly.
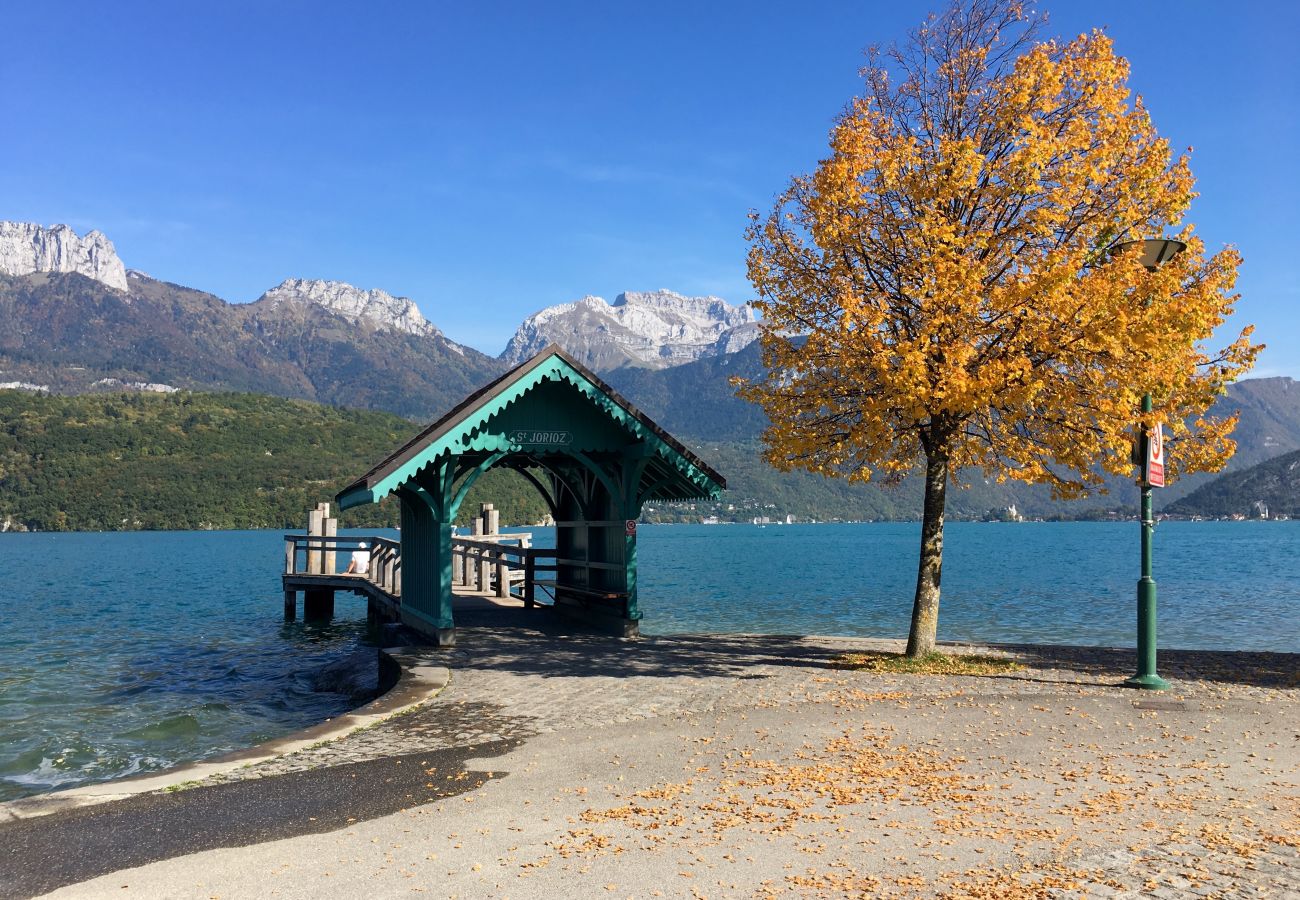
[2,1,1296,373]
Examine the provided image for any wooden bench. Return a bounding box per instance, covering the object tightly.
[531,580,630,615]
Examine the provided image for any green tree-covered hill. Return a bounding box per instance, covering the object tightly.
[1167,448,1300,518]
[6,379,1300,532]
[0,391,549,531]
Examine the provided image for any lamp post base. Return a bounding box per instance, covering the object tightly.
[1123,672,1171,691]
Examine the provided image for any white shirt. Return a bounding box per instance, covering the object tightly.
[351,549,370,575]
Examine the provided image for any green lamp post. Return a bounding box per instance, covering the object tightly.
[1115,237,1186,691]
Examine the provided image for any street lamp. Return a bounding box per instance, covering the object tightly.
[1115,237,1186,691]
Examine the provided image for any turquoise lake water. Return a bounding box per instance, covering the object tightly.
[0,521,1296,801]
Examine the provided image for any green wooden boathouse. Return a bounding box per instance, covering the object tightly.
[335,345,726,644]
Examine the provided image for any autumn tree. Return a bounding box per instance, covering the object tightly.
[738,0,1259,656]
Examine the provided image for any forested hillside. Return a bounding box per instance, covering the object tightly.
[0,391,548,531]
[1168,448,1300,518]
[5,372,1299,531]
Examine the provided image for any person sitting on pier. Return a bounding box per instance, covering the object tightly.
[344,542,370,576]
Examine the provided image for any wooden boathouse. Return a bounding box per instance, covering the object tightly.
[284,345,725,644]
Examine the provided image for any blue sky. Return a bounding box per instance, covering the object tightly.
[2,1,1296,374]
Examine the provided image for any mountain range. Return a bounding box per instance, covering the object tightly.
[3,221,1298,521]
[501,290,757,370]
[0,224,756,398]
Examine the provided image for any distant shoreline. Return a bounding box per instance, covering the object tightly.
[2,516,1296,535]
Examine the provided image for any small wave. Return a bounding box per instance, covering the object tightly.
[2,756,88,790]
[0,743,166,787]
[120,714,202,741]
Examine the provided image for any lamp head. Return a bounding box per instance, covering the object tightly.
[1114,238,1187,271]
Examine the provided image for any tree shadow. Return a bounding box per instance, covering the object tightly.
[437,603,839,680]
[436,599,1300,690]
[962,642,1300,690]
[418,600,1300,691]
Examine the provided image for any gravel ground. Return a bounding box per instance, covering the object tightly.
[14,606,1298,899]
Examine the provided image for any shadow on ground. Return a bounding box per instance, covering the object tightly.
[449,600,1300,690]
[983,642,1300,690]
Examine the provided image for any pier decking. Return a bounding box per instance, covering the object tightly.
[281,503,580,624]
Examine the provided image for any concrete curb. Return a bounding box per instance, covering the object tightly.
[0,647,450,823]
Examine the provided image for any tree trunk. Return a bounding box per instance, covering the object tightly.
[906,449,949,657]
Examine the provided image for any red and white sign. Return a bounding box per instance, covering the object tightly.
[1145,423,1165,488]
[625,519,638,537]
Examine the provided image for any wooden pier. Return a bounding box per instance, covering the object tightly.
[281,347,725,643]
[282,502,572,624]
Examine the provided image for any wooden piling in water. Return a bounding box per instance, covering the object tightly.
[304,588,334,619]
[307,508,324,574]
[323,512,336,574]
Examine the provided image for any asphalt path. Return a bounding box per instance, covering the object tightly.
[0,739,520,900]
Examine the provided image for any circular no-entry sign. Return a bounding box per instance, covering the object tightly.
[625,519,637,536]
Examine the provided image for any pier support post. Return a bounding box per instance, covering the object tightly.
[478,550,491,595]
[284,589,296,620]
[367,598,396,627]
[304,588,334,620]
[468,517,484,590]
[307,508,324,574]
[496,552,511,599]
[323,515,337,574]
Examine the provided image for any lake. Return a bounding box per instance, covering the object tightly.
[0,521,1295,802]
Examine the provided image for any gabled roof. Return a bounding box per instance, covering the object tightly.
[336,344,725,510]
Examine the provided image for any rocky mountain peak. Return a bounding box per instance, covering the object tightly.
[0,222,129,292]
[256,278,441,338]
[501,289,758,370]
[612,289,756,326]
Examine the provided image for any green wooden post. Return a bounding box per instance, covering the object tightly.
[624,522,639,623]
[397,481,456,646]
[621,450,650,627]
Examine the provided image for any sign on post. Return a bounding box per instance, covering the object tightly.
[1145,423,1165,488]
[625,519,637,537]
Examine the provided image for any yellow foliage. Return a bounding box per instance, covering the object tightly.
[738,1,1259,499]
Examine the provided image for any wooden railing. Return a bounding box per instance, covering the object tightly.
[283,533,403,598]
[283,533,563,608]
[451,537,557,608]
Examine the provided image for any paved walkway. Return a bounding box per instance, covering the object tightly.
[5,603,1297,899]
